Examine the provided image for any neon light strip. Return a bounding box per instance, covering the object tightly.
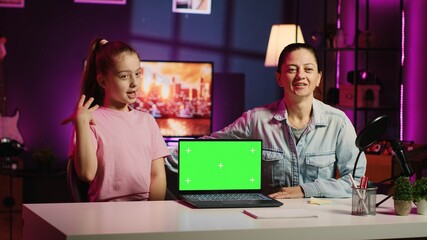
[400,85,404,140]
[336,0,342,88]
[336,52,340,89]
[401,10,405,67]
[400,8,405,140]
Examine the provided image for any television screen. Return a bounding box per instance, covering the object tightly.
[131,61,213,138]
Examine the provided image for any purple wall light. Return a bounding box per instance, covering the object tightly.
[404,0,427,145]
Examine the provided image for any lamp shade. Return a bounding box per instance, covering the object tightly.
[264,24,305,67]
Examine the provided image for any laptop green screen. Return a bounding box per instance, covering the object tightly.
[178,140,262,191]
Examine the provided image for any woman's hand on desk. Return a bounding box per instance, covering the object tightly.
[269,186,304,199]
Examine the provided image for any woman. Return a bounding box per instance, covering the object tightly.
[167,43,366,198]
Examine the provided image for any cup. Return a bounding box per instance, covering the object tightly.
[351,186,377,216]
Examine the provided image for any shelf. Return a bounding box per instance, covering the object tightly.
[321,0,402,139]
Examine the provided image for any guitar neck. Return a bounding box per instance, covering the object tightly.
[0,37,7,116]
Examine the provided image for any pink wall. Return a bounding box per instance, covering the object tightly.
[404,0,427,144]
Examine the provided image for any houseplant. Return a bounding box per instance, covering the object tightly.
[413,177,427,215]
[393,176,413,216]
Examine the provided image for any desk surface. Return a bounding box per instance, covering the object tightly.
[23,195,427,240]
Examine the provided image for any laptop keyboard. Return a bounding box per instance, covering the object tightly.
[183,193,269,201]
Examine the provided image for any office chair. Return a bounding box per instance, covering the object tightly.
[165,164,179,200]
[66,157,89,202]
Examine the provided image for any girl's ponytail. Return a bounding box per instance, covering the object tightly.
[80,38,107,107]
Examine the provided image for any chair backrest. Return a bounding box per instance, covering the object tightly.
[66,158,89,202]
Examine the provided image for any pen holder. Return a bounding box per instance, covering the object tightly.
[351,186,377,216]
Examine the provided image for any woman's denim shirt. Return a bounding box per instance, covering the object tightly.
[166,99,366,198]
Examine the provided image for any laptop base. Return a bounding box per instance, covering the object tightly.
[180,195,283,208]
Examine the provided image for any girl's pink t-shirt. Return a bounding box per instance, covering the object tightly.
[71,107,170,201]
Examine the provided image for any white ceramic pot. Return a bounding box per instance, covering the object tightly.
[416,199,427,215]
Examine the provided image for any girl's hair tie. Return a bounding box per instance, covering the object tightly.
[99,39,108,45]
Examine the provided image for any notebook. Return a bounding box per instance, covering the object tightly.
[178,139,283,208]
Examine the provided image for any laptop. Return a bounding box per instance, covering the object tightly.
[178,139,283,208]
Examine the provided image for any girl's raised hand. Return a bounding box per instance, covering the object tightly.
[75,95,99,126]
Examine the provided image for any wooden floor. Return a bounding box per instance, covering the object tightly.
[0,211,22,240]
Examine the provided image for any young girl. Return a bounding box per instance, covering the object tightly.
[69,38,170,202]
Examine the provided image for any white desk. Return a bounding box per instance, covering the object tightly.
[22,195,427,240]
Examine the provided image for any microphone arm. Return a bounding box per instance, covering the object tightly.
[376,176,395,185]
[376,140,414,208]
[391,140,414,177]
[375,174,402,208]
[376,194,393,207]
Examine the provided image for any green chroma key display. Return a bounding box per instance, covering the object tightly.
[179,140,262,191]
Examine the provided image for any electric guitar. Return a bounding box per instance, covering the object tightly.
[0,36,24,149]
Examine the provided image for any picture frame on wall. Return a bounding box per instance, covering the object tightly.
[74,0,126,5]
[0,0,24,8]
[172,0,211,15]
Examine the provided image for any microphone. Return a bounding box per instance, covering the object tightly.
[391,140,413,177]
